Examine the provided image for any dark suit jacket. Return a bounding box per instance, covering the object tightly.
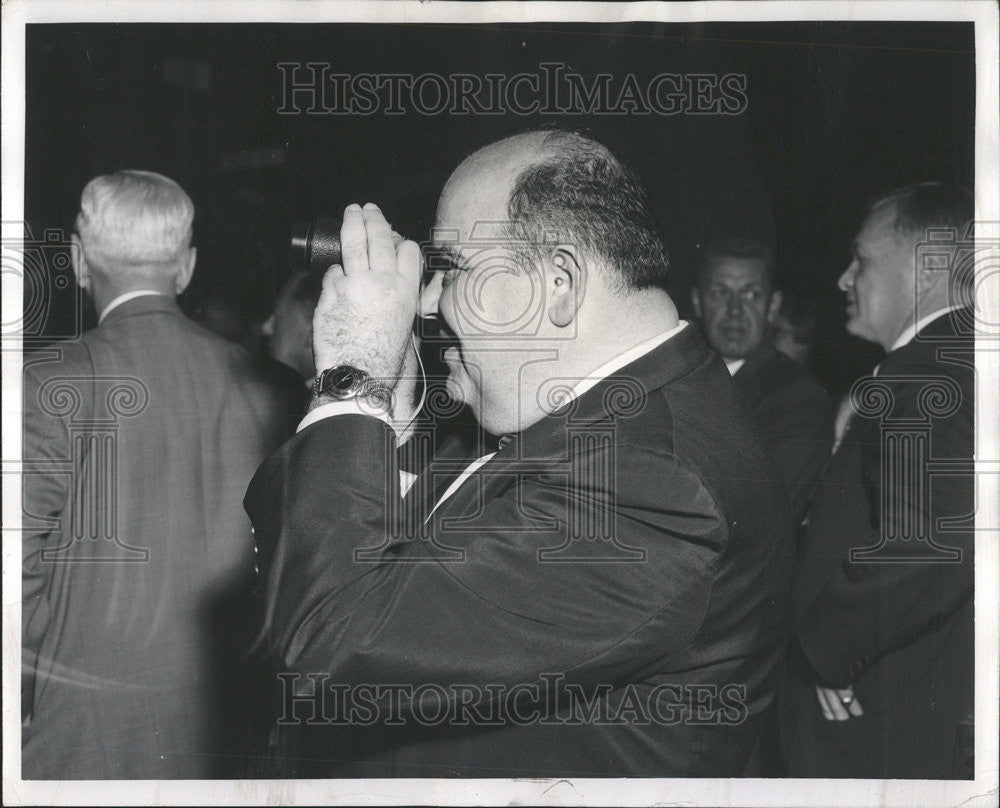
[781,310,975,778]
[245,324,794,777]
[731,342,833,525]
[22,296,294,778]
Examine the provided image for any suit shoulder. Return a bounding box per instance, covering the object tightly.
[23,339,95,384]
[172,317,275,380]
[881,338,974,388]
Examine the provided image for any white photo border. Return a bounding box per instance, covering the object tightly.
[2,2,997,806]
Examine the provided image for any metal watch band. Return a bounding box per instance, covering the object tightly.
[313,365,393,409]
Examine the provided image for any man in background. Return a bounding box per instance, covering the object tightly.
[782,182,975,778]
[692,237,832,526]
[22,170,292,778]
[262,268,322,387]
[770,287,820,366]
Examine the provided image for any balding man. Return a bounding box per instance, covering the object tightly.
[781,183,975,778]
[246,128,793,777]
[22,171,292,777]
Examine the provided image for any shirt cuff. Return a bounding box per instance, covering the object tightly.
[297,399,394,433]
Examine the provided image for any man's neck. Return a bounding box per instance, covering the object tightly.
[580,289,680,367]
[92,282,174,322]
[530,304,684,419]
[886,296,960,352]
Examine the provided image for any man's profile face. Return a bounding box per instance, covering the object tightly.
[838,204,915,349]
[693,257,776,360]
[420,145,549,435]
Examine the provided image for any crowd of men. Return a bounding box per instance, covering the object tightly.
[21,127,976,780]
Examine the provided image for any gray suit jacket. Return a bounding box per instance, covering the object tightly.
[22,295,293,778]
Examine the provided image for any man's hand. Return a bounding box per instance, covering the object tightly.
[313,203,421,390]
[815,684,864,721]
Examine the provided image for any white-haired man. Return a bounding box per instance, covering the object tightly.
[22,170,292,778]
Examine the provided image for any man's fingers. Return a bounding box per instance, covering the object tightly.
[396,239,422,293]
[828,688,849,720]
[319,264,344,299]
[816,685,850,721]
[362,203,397,274]
[419,270,444,318]
[340,204,368,275]
[315,264,343,323]
[834,687,863,719]
[815,685,833,720]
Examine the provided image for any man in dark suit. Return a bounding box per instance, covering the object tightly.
[692,238,832,526]
[781,182,975,778]
[22,171,293,778]
[246,127,793,777]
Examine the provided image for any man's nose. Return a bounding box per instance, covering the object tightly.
[261,315,275,336]
[725,293,743,317]
[419,271,444,318]
[838,262,856,292]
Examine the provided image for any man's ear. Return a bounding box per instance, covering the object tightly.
[916,259,948,296]
[691,286,702,319]
[175,247,197,295]
[766,289,784,324]
[545,245,586,328]
[70,234,90,291]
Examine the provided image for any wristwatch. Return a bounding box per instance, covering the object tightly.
[313,365,393,409]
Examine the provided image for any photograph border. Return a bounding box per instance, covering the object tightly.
[3,2,997,805]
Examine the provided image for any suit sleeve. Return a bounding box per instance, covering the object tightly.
[797,368,974,686]
[21,350,87,718]
[756,378,833,523]
[245,414,727,705]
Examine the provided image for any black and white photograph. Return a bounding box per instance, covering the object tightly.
[2,2,998,805]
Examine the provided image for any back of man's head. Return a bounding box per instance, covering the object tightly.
[503,126,671,295]
[75,170,195,273]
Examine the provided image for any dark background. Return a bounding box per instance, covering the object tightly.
[24,21,975,394]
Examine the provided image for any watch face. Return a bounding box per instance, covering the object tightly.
[325,366,361,397]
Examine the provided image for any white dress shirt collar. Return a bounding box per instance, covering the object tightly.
[889,304,963,353]
[724,357,747,376]
[550,320,690,410]
[99,290,169,323]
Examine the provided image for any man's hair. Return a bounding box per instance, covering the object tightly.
[502,127,670,294]
[75,170,194,268]
[870,182,973,242]
[696,237,776,290]
[870,182,974,293]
